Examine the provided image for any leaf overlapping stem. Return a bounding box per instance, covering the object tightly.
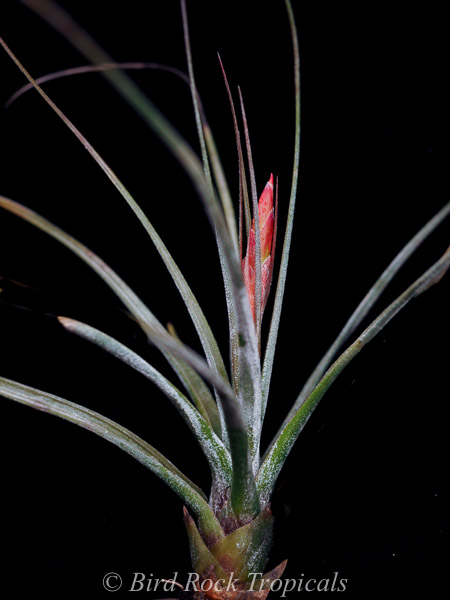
[178,2,262,496]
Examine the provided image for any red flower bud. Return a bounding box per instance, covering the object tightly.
[242,174,275,323]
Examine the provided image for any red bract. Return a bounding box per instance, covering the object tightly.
[242,174,275,324]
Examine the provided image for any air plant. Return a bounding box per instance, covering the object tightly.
[0,1,448,598]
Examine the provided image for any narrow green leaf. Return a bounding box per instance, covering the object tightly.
[257,247,450,503]
[217,54,251,398]
[202,120,239,257]
[238,87,262,348]
[167,323,222,438]
[58,317,232,493]
[199,113,240,415]
[217,54,251,244]
[0,35,229,391]
[278,200,450,433]
[180,0,213,191]
[261,0,300,416]
[0,375,224,539]
[224,410,261,522]
[5,62,190,108]
[180,0,238,255]
[216,235,240,407]
[180,3,239,452]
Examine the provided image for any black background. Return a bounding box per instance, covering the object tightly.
[0,1,448,597]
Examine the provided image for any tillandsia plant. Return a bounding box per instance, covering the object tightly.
[0,1,448,597]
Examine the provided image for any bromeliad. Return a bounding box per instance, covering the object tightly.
[0,1,449,599]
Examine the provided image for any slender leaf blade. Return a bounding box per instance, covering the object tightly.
[181,4,241,457]
[5,62,190,108]
[261,0,300,413]
[58,317,232,492]
[257,247,450,503]
[277,200,450,433]
[0,375,224,539]
[202,120,238,256]
[217,54,251,242]
[238,87,262,347]
[167,322,222,438]
[217,54,251,397]
[180,0,238,255]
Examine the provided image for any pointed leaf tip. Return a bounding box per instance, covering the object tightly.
[58,316,74,329]
[259,559,288,588]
